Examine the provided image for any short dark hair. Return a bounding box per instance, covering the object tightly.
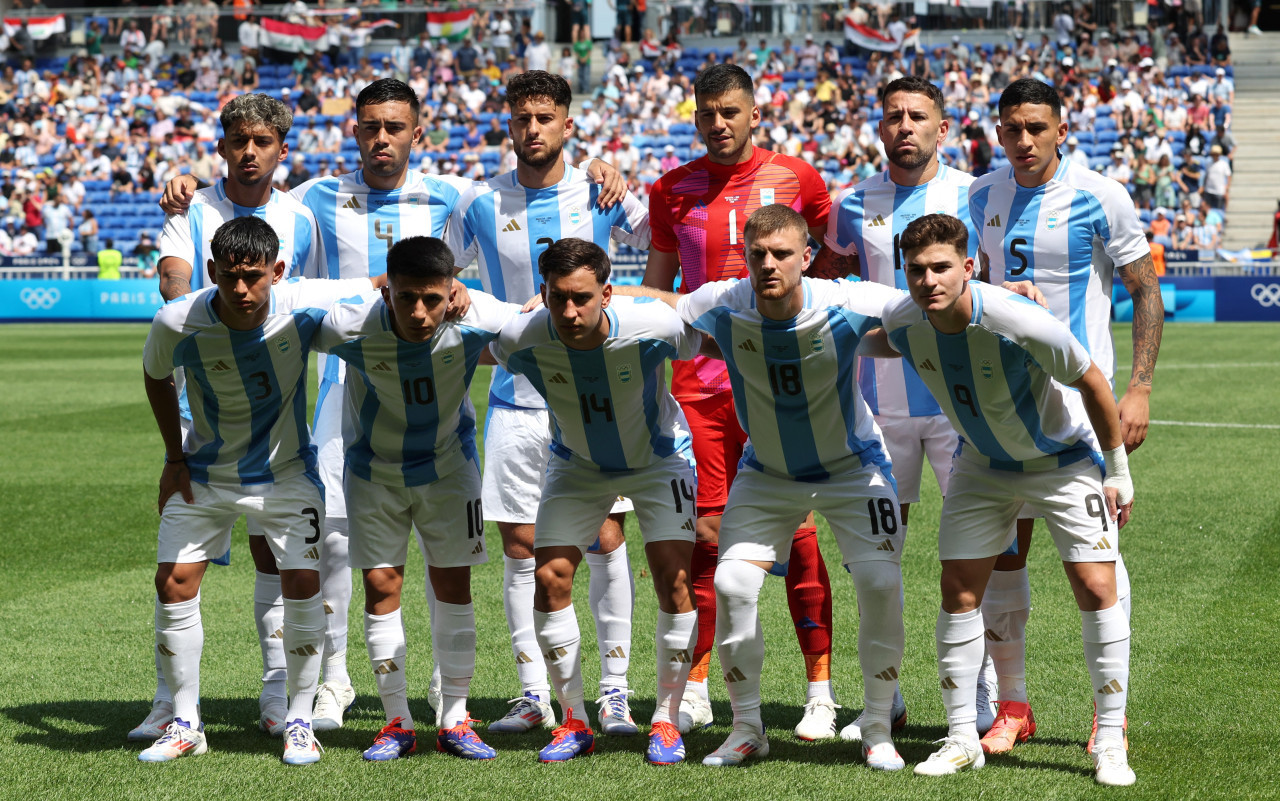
[881,75,944,116]
[386,236,455,283]
[210,216,279,266]
[900,213,969,258]
[506,70,572,111]
[694,63,754,102]
[538,238,611,284]
[998,78,1063,120]
[356,78,420,123]
[743,204,808,246]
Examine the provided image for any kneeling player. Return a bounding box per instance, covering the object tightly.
[878,214,1136,787]
[315,237,517,761]
[139,217,378,765]
[491,238,699,765]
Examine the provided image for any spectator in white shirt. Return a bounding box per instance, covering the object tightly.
[1065,136,1091,168]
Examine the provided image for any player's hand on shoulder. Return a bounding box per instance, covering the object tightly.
[446,279,471,320]
[159,174,199,215]
[1002,280,1049,309]
[521,293,544,313]
[584,158,625,209]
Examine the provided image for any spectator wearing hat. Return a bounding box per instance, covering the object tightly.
[1203,145,1232,210]
[1104,145,1133,185]
[1150,208,1173,246]
[526,30,551,72]
[1172,213,1195,249]
[1065,135,1090,168]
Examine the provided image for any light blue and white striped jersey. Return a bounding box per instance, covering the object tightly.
[315,291,521,488]
[447,167,651,410]
[142,277,375,487]
[968,157,1148,381]
[881,282,1099,472]
[825,164,976,418]
[677,278,901,483]
[492,296,697,473]
[158,180,321,291]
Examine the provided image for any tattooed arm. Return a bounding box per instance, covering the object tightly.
[159,257,193,302]
[1115,251,1164,453]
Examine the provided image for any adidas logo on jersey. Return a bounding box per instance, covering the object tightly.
[605,646,627,659]
[373,659,399,675]
[157,644,176,656]
[876,539,895,552]
[502,219,522,233]
[724,666,748,683]
[1099,679,1124,695]
[303,546,320,560]
[1093,537,1113,550]
[290,644,320,656]
[874,666,899,681]
[210,360,232,373]
[737,339,758,352]
[918,359,937,372]
[670,649,691,664]
[343,197,361,210]
[548,372,569,384]
[471,541,483,555]
[869,214,887,227]
[940,676,959,690]
[544,646,569,661]
[987,214,1002,228]
[515,651,534,664]
[370,361,392,372]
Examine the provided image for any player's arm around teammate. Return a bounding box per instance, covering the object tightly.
[313,236,517,762]
[490,238,700,766]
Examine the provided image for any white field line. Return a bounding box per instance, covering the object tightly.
[1116,362,1280,370]
[1151,420,1280,430]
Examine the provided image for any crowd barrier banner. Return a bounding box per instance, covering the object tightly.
[1215,276,1280,322]
[0,279,163,321]
[1113,275,1280,323]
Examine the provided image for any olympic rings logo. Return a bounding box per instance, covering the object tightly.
[1251,283,1280,308]
[19,287,61,309]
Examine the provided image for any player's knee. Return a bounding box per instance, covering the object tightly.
[594,514,627,552]
[847,559,902,598]
[155,563,201,603]
[499,522,535,560]
[427,566,471,606]
[279,568,321,600]
[533,559,575,607]
[248,535,278,573]
[714,558,766,605]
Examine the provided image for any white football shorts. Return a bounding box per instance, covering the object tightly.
[876,412,959,503]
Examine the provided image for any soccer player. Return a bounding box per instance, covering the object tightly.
[490,238,699,765]
[821,74,996,742]
[447,71,651,736]
[879,213,1135,787]
[968,78,1162,756]
[132,92,321,742]
[161,79,627,732]
[314,237,517,762]
[139,216,378,765]
[640,205,909,770]
[643,63,843,740]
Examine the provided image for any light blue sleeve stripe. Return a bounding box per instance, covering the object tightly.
[934,328,1017,466]
[289,313,321,481]
[639,338,678,458]
[304,183,342,280]
[189,210,205,291]
[292,212,314,278]
[590,182,612,245]
[336,341,377,482]
[829,310,875,468]
[474,192,506,300]
[1067,191,1102,346]
[229,330,279,484]
[958,185,979,258]
[1006,188,1042,284]
[760,323,824,481]
[968,183,991,261]
[705,309,750,437]
[398,337,442,486]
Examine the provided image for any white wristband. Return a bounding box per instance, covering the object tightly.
[1102,446,1133,506]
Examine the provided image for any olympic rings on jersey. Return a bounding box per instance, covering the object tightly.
[1250,283,1280,308]
[19,287,61,309]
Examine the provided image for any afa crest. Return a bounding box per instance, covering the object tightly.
[276,335,291,353]
[616,363,633,383]
[980,359,993,379]
[810,333,825,353]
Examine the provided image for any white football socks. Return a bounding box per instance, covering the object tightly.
[319,517,351,687]
[586,543,634,695]
[365,607,412,729]
[253,571,286,705]
[848,560,905,740]
[156,593,203,726]
[433,600,477,728]
[534,605,586,723]
[504,555,550,701]
[936,607,984,742]
[151,596,172,706]
[714,559,767,734]
[283,592,326,724]
[982,566,1030,704]
[1082,603,1130,746]
[1116,552,1132,620]
[653,609,697,724]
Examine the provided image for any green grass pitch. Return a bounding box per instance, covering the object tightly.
[0,321,1277,800]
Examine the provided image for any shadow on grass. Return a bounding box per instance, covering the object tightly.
[2,694,1093,775]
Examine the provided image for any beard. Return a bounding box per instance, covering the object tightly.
[887,142,934,170]
[514,139,563,168]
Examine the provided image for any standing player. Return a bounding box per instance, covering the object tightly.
[968,78,1162,756]
[314,237,518,762]
[822,75,996,741]
[139,217,378,764]
[162,78,628,732]
[447,71,651,736]
[643,63,842,740]
[490,238,699,765]
[881,213,1136,786]
[132,92,321,742]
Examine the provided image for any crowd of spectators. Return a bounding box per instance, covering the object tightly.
[0,0,1247,260]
